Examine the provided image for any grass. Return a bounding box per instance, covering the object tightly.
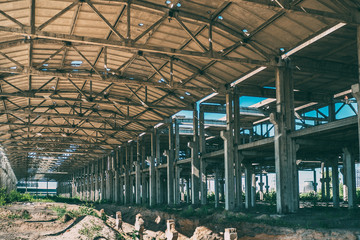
[78,220,103,239]
[51,204,99,220]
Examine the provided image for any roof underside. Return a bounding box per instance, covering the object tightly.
[0,0,359,180]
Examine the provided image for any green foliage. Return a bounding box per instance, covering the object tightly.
[7,210,31,220]
[300,192,321,201]
[52,205,68,219]
[179,205,195,218]
[78,220,103,239]
[52,204,99,220]
[116,233,126,240]
[100,211,108,222]
[130,230,139,240]
[263,191,276,205]
[0,188,35,205]
[207,192,215,202]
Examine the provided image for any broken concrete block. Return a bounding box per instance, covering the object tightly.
[115,211,122,230]
[135,213,145,240]
[165,219,178,240]
[224,228,237,240]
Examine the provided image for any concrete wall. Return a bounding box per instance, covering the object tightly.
[0,148,17,192]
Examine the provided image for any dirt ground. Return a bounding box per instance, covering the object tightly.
[0,201,359,240]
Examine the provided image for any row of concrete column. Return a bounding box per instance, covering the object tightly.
[58,54,359,214]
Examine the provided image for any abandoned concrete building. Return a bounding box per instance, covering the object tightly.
[0,0,359,215]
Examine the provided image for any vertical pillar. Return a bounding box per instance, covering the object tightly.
[94,160,99,201]
[124,146,130,204]
[174,119,181,205]
[259,170,264,201]
[214,168,219,208]
[220,92,235,211]
[321,162,325,200]
[332,158,339,208]
[251,172,256,207]
[312,169,317,193]
[343,148,356,209]
[72,174,76,197]
[135,161,141,204]
[325,162,330,202]
[156,129,162,204]
[83,167,87,201]
[234,91,243,209]
[87,165,91,201]
[136,140,141,204]
[130,144,134,204]
[141,145,148,204]
[265,174,269,194]
[269,60,299,214]
[106,156,111,201]
[149,130,156,206]
[101,158,106,201]
[90,164,94,201]
[186,178,190,203]
[190,104,200,205]
[119,148,124,205]
[199,106,207,205]
[114,151,119,203]
[219,173,225,202]
[244,162,252,209]
[167,120,174,205]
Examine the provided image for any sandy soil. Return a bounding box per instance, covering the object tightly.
[0,202,359,240]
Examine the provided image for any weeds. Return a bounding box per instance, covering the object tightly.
[78,220,103,239]
[52,204,99,220]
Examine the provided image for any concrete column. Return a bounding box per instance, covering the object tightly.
[167,120,175,205]
[156,168,162,204]
[265,174,269,193]
[101,158,106,201]
[326,162,331,202]
[106,157,112,201]
[83,167,87,201]
[214,168,219,208]
[146,131,155,206]
[91,164,95,201]
[269,60,299,214]
[251,172,256,207]
[155,129,163,204]
[118,149,124,205]
[135,140,141,204]
[88,165,92,201]
[343,147,356,209]
[312,169,317,193]
[140,145,146,204]
[259,170,264,201]
[135,161,141,204]
[321,162,325,200]
[174,119,181,205]
[234,91,243,209]
[332,158,339,208]
[124,146,130,204]
[244,163,252,209]
[114,151,119,203]
[199,106,207,205]
[220,173,225,202]
[220,92,235,211]
[190,105,200,205]
[186,177,190,203]
[94,161,99,201]
[130,144,135,204]
[72,174,76,197]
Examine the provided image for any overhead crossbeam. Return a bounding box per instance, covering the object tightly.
[0,26,269,65]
